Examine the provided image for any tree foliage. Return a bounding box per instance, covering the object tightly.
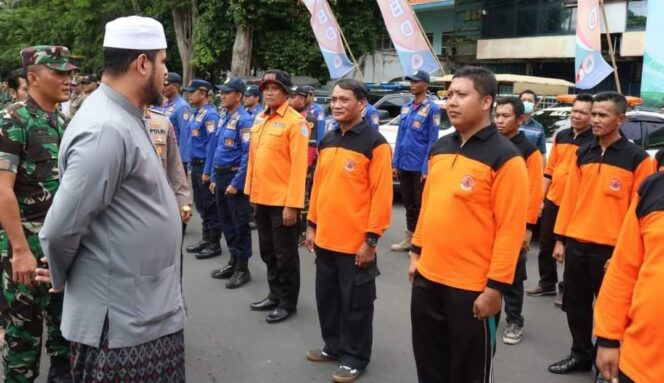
[0,0,385,83]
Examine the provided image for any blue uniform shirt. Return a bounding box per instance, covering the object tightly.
[307,103,326,146]
[162,95,192,162]
[204,107,252,189]
[519,117,547,154]
[392,97,441,174]
[325,103,381,133]
[246,103,264,122]
[188,103,220,161]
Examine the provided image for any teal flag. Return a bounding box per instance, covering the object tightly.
[641,0,664,107]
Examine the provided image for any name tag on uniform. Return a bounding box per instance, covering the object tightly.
[272,122,286,128]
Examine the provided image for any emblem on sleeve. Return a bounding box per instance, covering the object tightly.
[206,120,215,133]
[241,128,251,143]
[343,159,356,172]
[459,175,475,191]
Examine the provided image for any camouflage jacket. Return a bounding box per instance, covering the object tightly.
[0,97,67,222]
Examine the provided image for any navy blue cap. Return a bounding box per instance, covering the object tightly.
[290,85,308,97]
[165,72,182,85]
[405,70,430,83]
[303,85,315,96]
[215,76,246,94]
[244,85,260,97]
[183,79,212,92]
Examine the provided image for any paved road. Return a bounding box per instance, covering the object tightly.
[34,204,597,382]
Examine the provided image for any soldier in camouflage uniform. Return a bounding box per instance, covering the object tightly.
[0,45,77,383]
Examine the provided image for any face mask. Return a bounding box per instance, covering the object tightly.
[523,101,534,114]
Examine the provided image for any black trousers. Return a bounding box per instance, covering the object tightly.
[314,246,378,370]
[562,238,613,363]
[619,371,634,383]
[190,160,221,234]
[255,204,300,311]
[215,170,252,259]
[503,249,527,326]
[411,272,495,383]
[537,199,560,290]
[398,170,423,232]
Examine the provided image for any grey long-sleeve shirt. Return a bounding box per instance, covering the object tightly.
[39,83,186,348]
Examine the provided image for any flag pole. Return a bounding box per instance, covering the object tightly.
[322,0,365,81]
[600,0,621,93]
[407,0,446,76]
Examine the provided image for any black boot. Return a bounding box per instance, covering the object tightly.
[226,257,251,289]
[47,356,72,383]
[186,231,209,253]
[195,233,222,259]
[211,256,236,279]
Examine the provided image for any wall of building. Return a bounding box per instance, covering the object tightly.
[360,50,405,82]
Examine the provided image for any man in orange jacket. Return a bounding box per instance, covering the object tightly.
[594,156,664,383]
[245,70,309,324]
[304,79,392,383]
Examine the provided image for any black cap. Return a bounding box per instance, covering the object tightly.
[244,85,260,97]
[405,70,430,84]
[303,85,316,96]
[80,74,98,84]
[183,79,212,92]
[259,70,292,92]
[165,72,182,85]
[216,76,246,93]
[290,85,308,97]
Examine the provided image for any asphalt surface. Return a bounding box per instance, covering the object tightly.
[33,204,598,383]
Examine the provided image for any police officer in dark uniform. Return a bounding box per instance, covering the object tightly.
[204,77,254,289]
[391,70,441,252]
[161,72,192,172]
[290,86,319,244]
[304,85,326,147]
[243,85,263,122]
[183,79,222,258]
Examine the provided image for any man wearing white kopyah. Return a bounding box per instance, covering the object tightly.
[39,15,187,382]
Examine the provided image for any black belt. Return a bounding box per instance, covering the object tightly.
[214,165,239,174]
[190,158,205,165]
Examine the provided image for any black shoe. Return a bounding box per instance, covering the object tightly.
[250,298,279,311]
[266,308,295,323]
[548,355,592,374]
[595,373,612,383]
[526,285,557,297]
[195,243,222,259]
[211,264,235,279]
[47,356,73,383]
[186,237,209,253]
[226,269,251,289]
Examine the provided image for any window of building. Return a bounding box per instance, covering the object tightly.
[377,34,395,51]
[482,0,576,39]
[626,0,648,31]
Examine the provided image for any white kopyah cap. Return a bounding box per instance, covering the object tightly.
[103,16,167,50]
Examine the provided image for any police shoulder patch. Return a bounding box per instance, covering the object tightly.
[206,120,215,133]
[299,121,309,137]
[371,113,380,125]
[183,111,191,121]
[433,112,441,127]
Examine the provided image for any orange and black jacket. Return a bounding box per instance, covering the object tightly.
[307,120,393,254]
[244,101,309,208]
[554,137,654,246]
[412,125,529,292]
[511,132,544,228]
[544,127,595,206]
[594,172,664,383]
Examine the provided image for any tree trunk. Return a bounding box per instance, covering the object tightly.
[171,1,198,85]
[231,24,254,76]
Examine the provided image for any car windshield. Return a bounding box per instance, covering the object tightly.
[532,109,571,139]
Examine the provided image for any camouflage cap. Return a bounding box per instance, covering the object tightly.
[20,45,78,72]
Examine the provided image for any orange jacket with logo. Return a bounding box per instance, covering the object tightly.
[510,132,544,227]
[594,172,664,383]
[244,101,309,208]
[544,127,595,206]
[412,125,529,292]
[307,121,393,254]
[554,137,654,246]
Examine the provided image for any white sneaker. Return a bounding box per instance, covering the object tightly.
[502,323,523,345]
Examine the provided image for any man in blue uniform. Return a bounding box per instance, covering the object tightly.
[519,89,547,157]
[243,85,263,122]
[391,70,441,252]
[183,79,222,259]
[162,72,192,171]
[305,85,326,146]
[205,77,254,289]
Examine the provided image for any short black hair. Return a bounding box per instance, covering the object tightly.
[333,79,368,101]
[594,91,627,115]
[573,93,594,106]
[452,66,497,103]
[656,149,664,170]
[519,89,538,103]
[6,68,26,91]
[103,48,159,77]
[496,96,525,117]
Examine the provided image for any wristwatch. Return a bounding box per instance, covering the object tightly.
[182,205,192,213]
[365,236,378,248]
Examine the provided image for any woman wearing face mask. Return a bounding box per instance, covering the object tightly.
[518,90,547,160]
